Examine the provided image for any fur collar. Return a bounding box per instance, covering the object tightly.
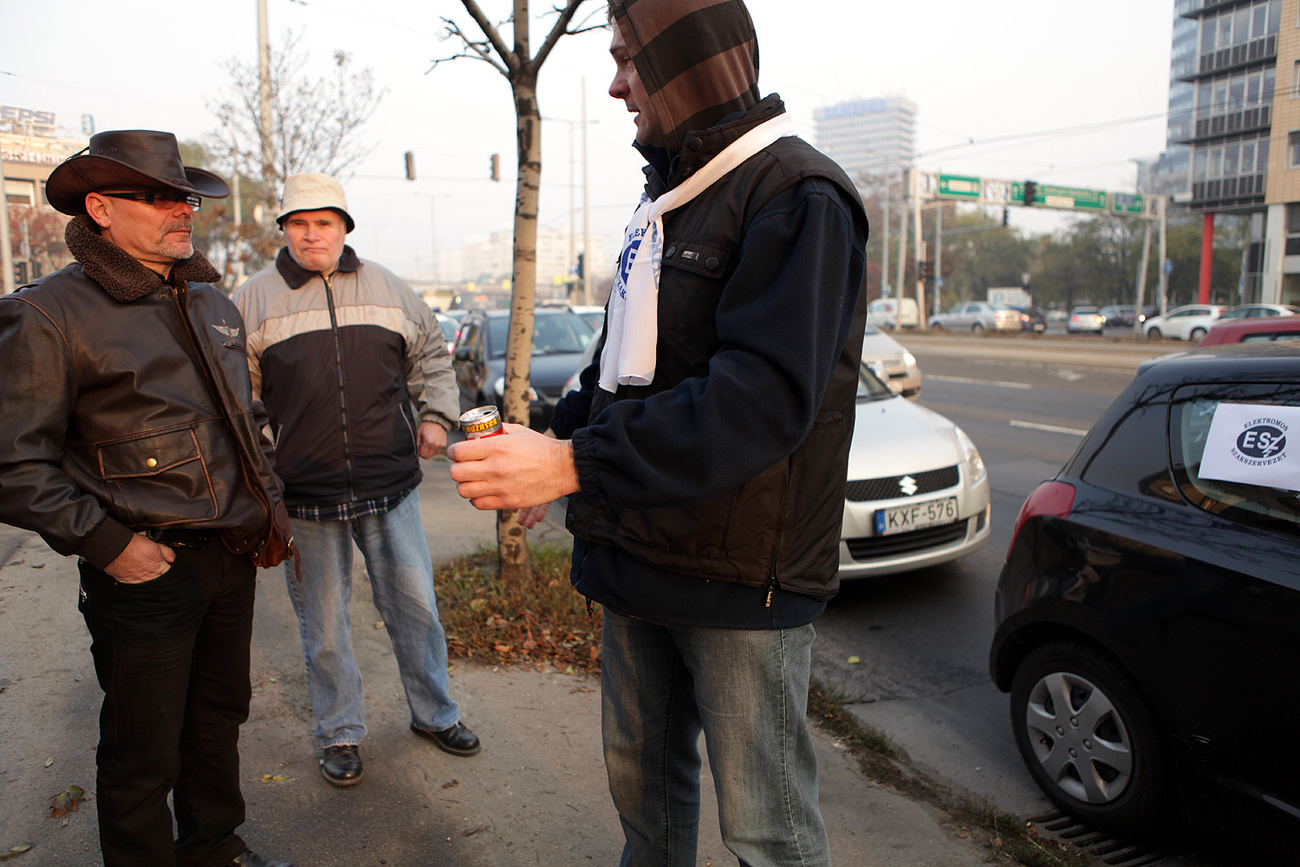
[274,245,362,290]
[64,215,221,302]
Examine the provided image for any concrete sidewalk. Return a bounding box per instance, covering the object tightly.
[0,458,992,866]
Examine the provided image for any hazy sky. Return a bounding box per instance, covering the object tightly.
[4,0,1176,280]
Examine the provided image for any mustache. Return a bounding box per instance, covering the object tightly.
[163,219,193,234]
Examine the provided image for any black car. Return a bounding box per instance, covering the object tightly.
[989,342,1300,862]
[1009,305,1047,333]
[452,307,594,430]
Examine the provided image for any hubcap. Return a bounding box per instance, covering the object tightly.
[1024,671,1134,805]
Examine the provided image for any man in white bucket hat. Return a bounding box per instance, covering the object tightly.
[233,173,477,789]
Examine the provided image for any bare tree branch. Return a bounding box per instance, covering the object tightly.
[533,0,588,69]
[460,0,519,73]
[429,19,509,75]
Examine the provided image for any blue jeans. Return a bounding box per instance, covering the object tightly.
[285,490,460,749]
[600,610,830,867]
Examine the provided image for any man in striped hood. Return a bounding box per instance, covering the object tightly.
[449,1,868,863]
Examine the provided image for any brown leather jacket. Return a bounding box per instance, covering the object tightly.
[0,216,285,570]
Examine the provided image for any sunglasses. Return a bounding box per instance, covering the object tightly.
[101,190,202,210]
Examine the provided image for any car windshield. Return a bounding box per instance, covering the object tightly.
[856,362,895,401]
[487,312,593,359]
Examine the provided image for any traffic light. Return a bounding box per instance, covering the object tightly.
[490,153,500,182]
[404,151,416,180]
[918,260,935,281]
[1023,180,1037,206]
[1002,208,1009,227]
[576,252,585,279]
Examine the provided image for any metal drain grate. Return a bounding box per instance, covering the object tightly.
[1027,810,1175,867]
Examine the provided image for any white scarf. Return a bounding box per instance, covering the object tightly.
[599,114,796,392]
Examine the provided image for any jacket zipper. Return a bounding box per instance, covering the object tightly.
[321,274,357,502]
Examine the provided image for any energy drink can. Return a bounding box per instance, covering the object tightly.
[460,406,505,439]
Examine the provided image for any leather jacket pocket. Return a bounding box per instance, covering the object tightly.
[96,428,219,527]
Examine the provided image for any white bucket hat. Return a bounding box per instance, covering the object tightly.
[277,173,355,232]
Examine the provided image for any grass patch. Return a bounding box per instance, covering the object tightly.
[435,541,601,675]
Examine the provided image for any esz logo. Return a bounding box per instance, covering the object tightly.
[1237,424,1286,458]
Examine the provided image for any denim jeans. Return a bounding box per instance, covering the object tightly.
[285,490,460,749]
[79,542,254,867]
[600,610,830,867]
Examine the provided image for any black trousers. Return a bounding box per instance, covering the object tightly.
[78,541,255,867]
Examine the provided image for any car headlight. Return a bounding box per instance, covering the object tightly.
[493,376,538,403]
[901,350,917,369]
[954,425,986,486]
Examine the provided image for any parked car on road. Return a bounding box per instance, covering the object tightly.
[1008,306,1047,333]
[1066,306,1105,334]
[435,311,459,347]
[861,323,921,398]
[927,301,1020,333]
[867,296,920,331]
[1136,305,1160,325]
[1141,303,1226,340]
[838,363,989,579]
[567,304,606,335]
[452,307,594,430]
[1214,302,1300,322]
[1199,314,1300,346]
[1099,304,1136,328]
[990,343,1300,861]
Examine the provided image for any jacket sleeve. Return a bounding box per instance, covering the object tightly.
[390,272,460,431]
[0,296,133,567]
[570,177,866,510]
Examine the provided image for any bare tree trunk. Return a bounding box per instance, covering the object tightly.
[496,72,542,582]
[445,0,594,582]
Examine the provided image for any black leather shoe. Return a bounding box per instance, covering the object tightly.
[410,721,481,756]
[320,744,363,786]
[231,849,298,867]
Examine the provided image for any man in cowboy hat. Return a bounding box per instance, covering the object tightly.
[232,173,476,789]
[0,130,296,867]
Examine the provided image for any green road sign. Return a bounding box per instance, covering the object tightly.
[1111,192,1144,215]
[1011,182,1107,211]
[937,174,982,199]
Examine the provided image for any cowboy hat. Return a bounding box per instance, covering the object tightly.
[45,129,230,216]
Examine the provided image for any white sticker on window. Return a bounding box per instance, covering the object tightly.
[1198,402,1300,491]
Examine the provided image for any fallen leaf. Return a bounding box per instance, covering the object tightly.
[259,774,290,783]
[440,779,460,789]
[847,656,861,665]
[373,621,385,629]
[42,758,53,768]
[49,785,86,818]
[0,843,33,862]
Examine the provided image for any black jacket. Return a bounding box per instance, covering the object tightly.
[552,95,869,604]
[0,216,284,570]
[233,248,459,507]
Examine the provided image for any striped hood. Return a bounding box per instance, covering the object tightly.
[609,0,761,154]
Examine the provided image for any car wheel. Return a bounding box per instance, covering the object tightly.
[1190,327,1207,341]
[1010,641,1172,835]
[972,322,984,334]
[1147,327,1162,339]
[931,322,945,332]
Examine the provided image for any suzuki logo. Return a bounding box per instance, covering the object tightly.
[898,475,918,496]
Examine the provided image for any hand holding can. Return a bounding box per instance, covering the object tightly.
[460,406,506,439]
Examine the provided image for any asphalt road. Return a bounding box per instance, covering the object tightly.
[814,331,1245,866]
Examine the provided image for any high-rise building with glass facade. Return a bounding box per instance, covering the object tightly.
[1176,0,1300,305]
[812,97,917,186]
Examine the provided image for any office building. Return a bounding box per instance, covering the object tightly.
[1177,0,1300,305]
[812,97,917,186]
